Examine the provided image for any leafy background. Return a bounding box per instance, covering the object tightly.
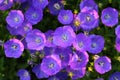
[0,0,120,80]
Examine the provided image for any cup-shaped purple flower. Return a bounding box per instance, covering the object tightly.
[32,64,49,79]
[54,47,72,69]
[101,7,118,27]
[71,14,81,31]
[109,72,120,80]
[25,29,46,50]
[6,25,20,36]
[6,21,32,36]
[40,47,56,57]
[69,51,89,70]
[94,56,112,74]
[25,7,43,25]
[0,0,13,10]
[41,54,61,76]
[17,69,30,80]
[115,25,120,38]
[67,67,86,79]
[48,0,64,15]
[4,39,24,58]
[115,37,120,52]
[79,9,99,31]
[73,33,91,52]
[53,26,76,48]
[45,30,55,47]
[18,21,32,36]
[32,0,48,9]
[6,10,24,27]
[58,10,73,25]
[80,0,98,11]
[88,34,105,54]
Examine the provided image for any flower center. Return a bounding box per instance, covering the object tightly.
[11,45,18,50]
[4,0,8,5]
[98,61,104,67]
[77,57,81,62]
[53,77,57,80]
[86,16,91,21]
[59,54,64,60]
[24,26,29,31]
[39,0,43,3]
[78,42,83,48]
[92,43,97,48]
[23,71,29,77]
[74,19,81,27]
[48,37,53,42]
[104,14,110,19]
[54,3,61,10]
[63,15,68,20]
[49,63,54,68]
[35,38,41,43]
[62,34,67,41]
[14,17,19,22]
[32,13,37,18]
[114,76,119,80]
